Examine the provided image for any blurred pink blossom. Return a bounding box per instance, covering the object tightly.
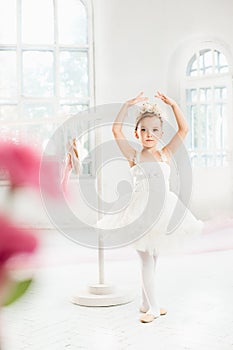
[0,215,37,265]
[0,141,58,312]
[0,141,41,189]
[0,141,60,197]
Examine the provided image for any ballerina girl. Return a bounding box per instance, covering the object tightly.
[111,91,205,323]
[62,93,215,324]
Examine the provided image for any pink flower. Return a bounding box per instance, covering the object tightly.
[0,141,60,197]
[0,141,41,189]
[39,155,62,199]
[0,215,37,265]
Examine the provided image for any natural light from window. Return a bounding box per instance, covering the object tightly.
[0,0,91,157]
[185,48,231,167]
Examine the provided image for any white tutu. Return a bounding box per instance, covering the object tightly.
[94,149,204,256]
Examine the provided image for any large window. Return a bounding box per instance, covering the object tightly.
[0,0,93,154]
[184,47,232,167]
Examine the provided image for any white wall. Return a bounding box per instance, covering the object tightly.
[93,0,233,103]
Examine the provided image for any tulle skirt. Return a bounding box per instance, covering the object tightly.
[94,188,205,256]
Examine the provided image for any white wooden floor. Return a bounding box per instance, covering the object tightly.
[2,229,233,350]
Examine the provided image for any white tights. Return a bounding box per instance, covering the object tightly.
[136,250,161,316]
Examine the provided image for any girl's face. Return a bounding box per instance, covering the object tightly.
[136,116,163,148]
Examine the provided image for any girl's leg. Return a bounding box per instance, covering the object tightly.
[140,253,158,312]
[136,249,160,317]
[140,288,149,312]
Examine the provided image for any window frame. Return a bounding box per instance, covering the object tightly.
[0,0,95,179]
[0,0,95,127]
[180,41,233,168]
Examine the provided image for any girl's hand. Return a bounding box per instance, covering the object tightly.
[154,91,176,107]
[126,91,148,106]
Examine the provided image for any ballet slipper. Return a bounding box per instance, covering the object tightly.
[140,313,160,323]
[66,139,82,175]
[139,305,148,313]
[159,307,167,316]
[139,306,167,316]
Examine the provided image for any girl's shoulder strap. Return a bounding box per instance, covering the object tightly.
[133,149,140,164]
[158,148,168,162]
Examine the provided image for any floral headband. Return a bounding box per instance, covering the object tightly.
[135,102,167,131]
[139,102,163,115]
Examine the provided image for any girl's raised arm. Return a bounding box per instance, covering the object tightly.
[112,92,148,162]
[155,91,189,157]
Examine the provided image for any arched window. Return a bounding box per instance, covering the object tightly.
[0,0,94,150]
[184,45,232,167]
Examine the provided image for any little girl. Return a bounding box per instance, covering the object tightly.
[62,92,206,323]
[110,91,205,323]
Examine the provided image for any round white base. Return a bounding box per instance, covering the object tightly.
[71,284,135,307]
[88,283,115,295]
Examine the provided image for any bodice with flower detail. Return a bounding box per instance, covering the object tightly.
[130,149,171,192]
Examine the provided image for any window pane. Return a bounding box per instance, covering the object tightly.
[215,87,227,101]
[200,153,213,167]
[200,89,205,102]
[191,89,197,102]
[199,50,204,75]
[214,51,219,72]
[0,51,17,98]
[0,126,15,142]
[186,106,192,149]
[215,87,221,100]
[60,51,88,98]
[216,152,225,166]
[187,54,198,76]
[199,49,213,75]
[200,88,211,102]
[214,50,229,74]
[207,105,213,149]
[26,123,56,150]
[186,89,197,104]
[203,50,212,75]
[0,123,56,150]
[205,66,212,75]
[0,0,16,44]
[222,112,227,150]
[200,105,207,149]
[23,51,54,97]
[206,88,212,101]
[60,104,88,115]
[190,70,197,77]
[0,105,18,122]
[219,52,227,66]
[221,87,227,99]
[215,104,226,149]
[22,104,54,120]
[200,105,213,150]
[58,0,87,45]
[0,125,21,143]
[22,0,54,44]
[191,105,198,150]
[216,116,223,149]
